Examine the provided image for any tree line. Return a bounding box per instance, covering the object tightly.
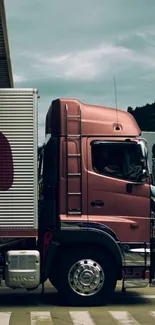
[128,102,155,131]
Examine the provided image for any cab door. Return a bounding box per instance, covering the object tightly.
[87,138,150,242]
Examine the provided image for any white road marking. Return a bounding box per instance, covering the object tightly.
[109,311,141,325]
[70,311,95,325]
[30,311,53,325]
[149,311,155,318]
[0,312,11,325]
[1,310,155,325]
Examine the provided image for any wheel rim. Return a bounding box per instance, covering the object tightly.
[68,259,105,296]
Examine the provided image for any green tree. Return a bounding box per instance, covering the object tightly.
[127,102,155,131]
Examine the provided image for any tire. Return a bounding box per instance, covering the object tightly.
[49,275,59,289]
[53,248,118,306]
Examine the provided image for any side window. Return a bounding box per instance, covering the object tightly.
[91,141,144,181]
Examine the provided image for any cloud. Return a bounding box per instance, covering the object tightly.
[13,74,27,83]
[5,0,155,144]
[13,41,155,84]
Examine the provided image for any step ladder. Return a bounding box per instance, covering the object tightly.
[65,103,82,216]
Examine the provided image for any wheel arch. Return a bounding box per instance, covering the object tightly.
[42,227,123,281]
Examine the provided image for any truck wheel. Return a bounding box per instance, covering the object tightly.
[55,248,117,306]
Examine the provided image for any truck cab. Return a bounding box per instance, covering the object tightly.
[42,99,150,240]
[38,98,155,305]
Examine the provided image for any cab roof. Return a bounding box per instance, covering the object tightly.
[45,98,141,137]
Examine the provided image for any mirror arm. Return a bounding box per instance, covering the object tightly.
[126,179,147,194]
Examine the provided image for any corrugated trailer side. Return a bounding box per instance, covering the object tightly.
[0,88,38,237]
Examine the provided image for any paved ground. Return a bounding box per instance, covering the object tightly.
[0,281,155,324]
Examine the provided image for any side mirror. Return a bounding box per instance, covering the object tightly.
[136,169,149,183]
[126,169,148,193]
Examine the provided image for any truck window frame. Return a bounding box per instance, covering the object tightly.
[91,140,145,182]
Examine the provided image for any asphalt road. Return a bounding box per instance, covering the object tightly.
[0,281,155,324]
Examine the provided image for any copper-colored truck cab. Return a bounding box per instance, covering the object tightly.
[44,98,154,290]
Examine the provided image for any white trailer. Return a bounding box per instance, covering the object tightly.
[0,88,38,234]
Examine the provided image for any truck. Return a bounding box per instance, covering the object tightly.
[0,88,155,307]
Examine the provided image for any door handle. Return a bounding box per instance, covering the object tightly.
[91,200,104,207]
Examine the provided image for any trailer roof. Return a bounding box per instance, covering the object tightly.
[0,0,13,88]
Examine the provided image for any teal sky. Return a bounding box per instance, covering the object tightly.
[5,0,155,145]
